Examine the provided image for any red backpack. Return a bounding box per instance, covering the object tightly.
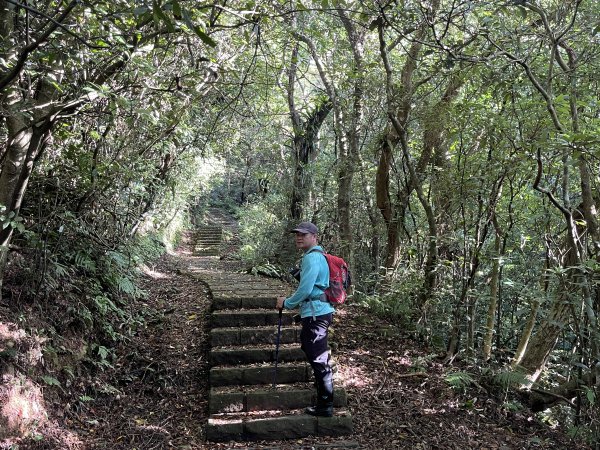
[311,249,351,305]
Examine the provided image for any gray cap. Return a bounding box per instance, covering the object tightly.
[290,222,318,234]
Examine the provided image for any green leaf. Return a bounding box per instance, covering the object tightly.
[172,0,182,18]
[193,28,217,47]
[584,387,595,405]
[41,376,61,387]
[134,6,150,16]
[153,1,176,32]
[181,9,216,47]
[97,345,109,360]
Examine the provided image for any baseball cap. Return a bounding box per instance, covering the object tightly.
[290,222,318,234]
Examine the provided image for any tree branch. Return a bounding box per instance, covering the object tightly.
[487,36,564,132]
[533,148,570,219]
[0,0,82,92]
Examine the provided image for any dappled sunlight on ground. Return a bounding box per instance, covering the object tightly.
[0,322,84,448]
[140,264,172,279]
[1,374,47,435]
[336,363,373,389]
[0,322,25,342]
[386,354,413,366]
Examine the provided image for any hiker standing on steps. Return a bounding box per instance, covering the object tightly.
[276,222,335,417]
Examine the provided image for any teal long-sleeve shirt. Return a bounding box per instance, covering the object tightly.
[283,245,335,318]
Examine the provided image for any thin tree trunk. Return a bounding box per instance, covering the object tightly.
[517,231,580,385]
[358,157,380,272]
[286,43,332,221]
[376,19,424,272]
[389,117,439,312]
[482,215,502,360]
[511,249,550,368]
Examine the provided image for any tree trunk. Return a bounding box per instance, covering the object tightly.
[337,157,354,261]
[289,100,332,220]
[511,250,550,368]
[376,19,424,272]
[335,7,365,265]
[517,231,580,385]
[0,86,53,291]
[375,137,402,269]
[359,157,381,272]
[482,218,502,360]
[286,43,333,221]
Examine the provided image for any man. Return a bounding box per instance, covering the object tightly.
[276,222,335,417]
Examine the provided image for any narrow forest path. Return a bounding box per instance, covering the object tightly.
[70,210,588,450]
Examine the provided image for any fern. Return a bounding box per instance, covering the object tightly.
[116,276,137,295]
[107,250,129,268]
[52,261,70,278]
[445,371,475,392]
[74,250,96,272]
[493,370,529,389]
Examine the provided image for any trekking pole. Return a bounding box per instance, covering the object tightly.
[272,307,283,388]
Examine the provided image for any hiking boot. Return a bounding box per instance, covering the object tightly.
[306,378,333,416]
[305,404,333,417]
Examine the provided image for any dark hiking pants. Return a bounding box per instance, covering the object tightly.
[300,313,333,403]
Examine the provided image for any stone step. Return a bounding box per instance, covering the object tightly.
[205,410,353,442]
[212,295,280,310]
[210,344,305,366]
[211,310,295,328]
[215,442,360,449]
[210,290,284,297]
[210,284,277,290]
[210,326,300,347]
[210,283,284,291]
[210,362,311,387]
[209,385,348,414]
[202,275,280,283]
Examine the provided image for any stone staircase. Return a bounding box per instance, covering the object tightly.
[193,225,223,257]
[187,224,353,443]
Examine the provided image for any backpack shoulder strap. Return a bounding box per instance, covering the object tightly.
[306,247,328,291]
[307,247,328,260]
